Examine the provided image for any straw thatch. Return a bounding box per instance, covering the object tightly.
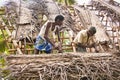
[4,52,120,80]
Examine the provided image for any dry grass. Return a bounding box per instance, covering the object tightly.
[4,52,120,80]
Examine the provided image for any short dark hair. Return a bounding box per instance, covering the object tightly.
[55,15,64,22]
[89,26,96,34]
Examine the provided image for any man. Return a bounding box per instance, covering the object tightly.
[73,27,98,52]
[34,15,64,54]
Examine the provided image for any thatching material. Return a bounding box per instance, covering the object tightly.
[5,53,120,80]
[18,7,32,24]
[74,5,110,42]
[3,0,75,41]
[74,6,92,29]
[93,0,120,16]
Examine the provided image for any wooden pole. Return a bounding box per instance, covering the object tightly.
[5,26,23,54]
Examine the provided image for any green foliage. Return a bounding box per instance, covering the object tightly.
[0,30,8,54]
[0,55,12,80]
[0,7,5,15]
[0,51,10,79]
[0,57,6,68]
[67,0,76,5]
[56,0,76,6]
[1,16,9,25]
[61,31,73,52]
[0,34,6,53]
[1,69,11,79]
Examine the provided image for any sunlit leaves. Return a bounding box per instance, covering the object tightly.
[56,0,76,6]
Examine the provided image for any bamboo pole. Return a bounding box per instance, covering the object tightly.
[4,25,23,54]
[1,15,23,54]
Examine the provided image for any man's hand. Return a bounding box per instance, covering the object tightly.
[58,47,63,53]
[54,44,59,49]
[88,43,96,48]
[54,42,63,53]
[89,43,99,53]
[58,42,63,53]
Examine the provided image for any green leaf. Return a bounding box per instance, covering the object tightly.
[0,57,6,68]
[2,69,10,78]
[55,0,76,6]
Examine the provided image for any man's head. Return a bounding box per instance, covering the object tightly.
[88,26,96,36]
[55,15,64,26]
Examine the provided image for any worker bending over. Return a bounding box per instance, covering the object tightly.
[72,27,98,52]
